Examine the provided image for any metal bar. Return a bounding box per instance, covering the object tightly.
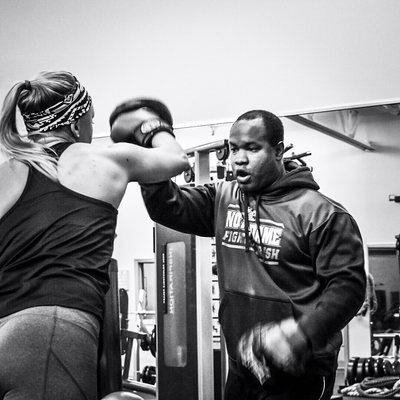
[122,337,133,380]
[175,120,233,130]
[135,338,141,381]
[121,329,147,340]
[286,115,375,151]
[279,99,400,118]
[123,380,157,395]
[342,325,350,371]
[194,151,214,400]
[220,335,228,398]
[134,310,156,315]
[373,333,400,338]
[173,98,400,130]
[284,151,312,161]
[94,98,400,139]
[185,140,227,156]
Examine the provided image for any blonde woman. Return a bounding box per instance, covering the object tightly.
[0,71,188,400]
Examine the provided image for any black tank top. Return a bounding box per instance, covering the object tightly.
[0,144,118,320]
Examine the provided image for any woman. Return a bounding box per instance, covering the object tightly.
[0,71,189,400]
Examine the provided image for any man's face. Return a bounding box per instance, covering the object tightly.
[229,118,283,193]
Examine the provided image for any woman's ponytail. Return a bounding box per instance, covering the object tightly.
[0,72,80,181]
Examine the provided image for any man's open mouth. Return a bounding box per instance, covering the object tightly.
[235,170,251,184]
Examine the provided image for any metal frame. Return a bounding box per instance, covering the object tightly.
[367,243,399,357]
[173,98,400,130]
[172,99,400,152]
[194,148,215,400]
[186,140,227,157]
[285,115,374,151]
[94,98,400,152]
[132,258,156,381]
[185,141,230,400]
[178,111,377,152]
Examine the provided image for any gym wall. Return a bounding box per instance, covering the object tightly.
[1,0,400,131]
[1,0,399,304]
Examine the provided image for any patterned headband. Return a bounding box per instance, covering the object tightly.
[22,78,92,133]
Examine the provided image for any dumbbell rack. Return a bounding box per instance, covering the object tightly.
[346,356,400,386]
[343,340,400,400]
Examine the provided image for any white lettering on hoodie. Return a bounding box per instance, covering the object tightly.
[222,204,284,266]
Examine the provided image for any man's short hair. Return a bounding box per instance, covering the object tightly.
[235,110,284,146]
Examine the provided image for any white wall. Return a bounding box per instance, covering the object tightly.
[285,114,400,245]
[112,184,154,267]
[1,0,400,132]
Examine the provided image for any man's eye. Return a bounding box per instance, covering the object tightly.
[230,147,238,153]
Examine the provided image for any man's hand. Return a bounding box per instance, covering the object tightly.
[237,326,271,385]
[237,318,311,381]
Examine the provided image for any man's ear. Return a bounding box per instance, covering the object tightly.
[70,122,80,139]
[274,141,284,160]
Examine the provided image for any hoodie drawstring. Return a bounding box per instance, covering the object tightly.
[239,190,267,263]
[255,194,266,265]
[239,190,250,252]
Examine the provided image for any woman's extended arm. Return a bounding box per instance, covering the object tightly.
[103,133,189,183]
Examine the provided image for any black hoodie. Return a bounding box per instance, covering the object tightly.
[141,167,366,375]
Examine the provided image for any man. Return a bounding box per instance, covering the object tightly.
[140,110,366,399]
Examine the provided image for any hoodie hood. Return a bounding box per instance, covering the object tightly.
[260,166,319,198]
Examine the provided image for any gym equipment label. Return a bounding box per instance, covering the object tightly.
[163,241,187,367]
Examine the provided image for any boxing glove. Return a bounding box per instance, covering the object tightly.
[109,98,174,147]
[237,326,272,384]
[238,319,310,378]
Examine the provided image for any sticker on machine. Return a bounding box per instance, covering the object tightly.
[221,204,284,266]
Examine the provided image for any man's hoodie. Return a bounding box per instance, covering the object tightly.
[141,167,366,375]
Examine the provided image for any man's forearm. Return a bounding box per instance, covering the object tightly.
[140,180,216,237]
[300,212,366,349]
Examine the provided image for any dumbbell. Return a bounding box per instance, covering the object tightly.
[346,355,400,387]
[366,357,375,377]
[215,140,230,162]
[140,326,156,357]
[141,365,156,385]
[382,358,394,376]
[346,357,360,385]
[392,358,400,375]
[355,357,367,383]
[183,167,195,183]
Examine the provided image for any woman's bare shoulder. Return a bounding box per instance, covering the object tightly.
[57,142,129,209]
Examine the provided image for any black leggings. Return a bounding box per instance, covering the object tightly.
[224,366,335,400]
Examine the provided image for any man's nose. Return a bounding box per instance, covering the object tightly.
[233,149,248,164]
